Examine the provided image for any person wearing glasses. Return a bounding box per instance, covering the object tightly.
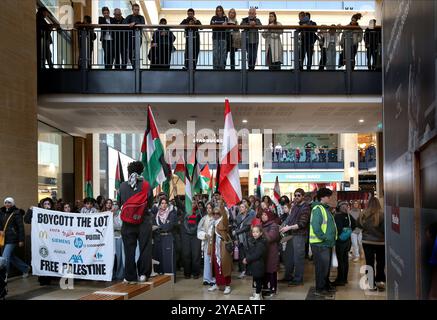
[279,188,310,286]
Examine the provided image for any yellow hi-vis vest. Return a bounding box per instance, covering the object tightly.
[309,204,336,244]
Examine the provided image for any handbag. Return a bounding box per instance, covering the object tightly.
[0,213,15,248]
[232,31,242,49]
[338,214,352,241]
[331,249,338,268]
[224,234,234,254]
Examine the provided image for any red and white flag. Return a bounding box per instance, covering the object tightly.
[273,176,281,204]
[219,99,242,207]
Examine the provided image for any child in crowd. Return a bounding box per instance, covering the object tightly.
[80,197,98,214]
[243,225,267,300]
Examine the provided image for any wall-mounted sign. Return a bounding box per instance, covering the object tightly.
[263,171,344,183]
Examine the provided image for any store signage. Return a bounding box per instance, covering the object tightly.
[263,171,344,183]
[391,206,400,234]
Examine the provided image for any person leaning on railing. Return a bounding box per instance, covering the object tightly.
[227,9,240,70]
[297,11,318,71]
[123,3,145,69]
[112,8,128,69]
[36,7,57,69]
[241,7,262,71]
[210,5,229,70]
[148,18,176,70]
[98,6,115,70]
[339,13,363,70]
[180,8,202,70]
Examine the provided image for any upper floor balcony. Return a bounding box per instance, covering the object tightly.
[38,24,382,95]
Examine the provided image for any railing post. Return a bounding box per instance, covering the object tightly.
[293,30,300,93]
[188,28,194,94]
[345,30,353,94]
[135,28,141,93]
[241,30,247,94]
[79,28,88,92]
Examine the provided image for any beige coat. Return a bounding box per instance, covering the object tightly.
[208,211,233,277]
[262,22,283,63]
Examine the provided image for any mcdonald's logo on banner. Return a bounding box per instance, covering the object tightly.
[39,231,48,239]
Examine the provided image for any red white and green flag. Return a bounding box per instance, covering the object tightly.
[200,163,212,191]
[85,156,93,198]
[115,152,125,203]
[273,175,281,204]
[218,99,242,207]
[141,105,172,190]
[185,166,193,215]
[174,155,186,182]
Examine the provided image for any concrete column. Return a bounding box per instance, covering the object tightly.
[249,133,263,195]
[375,0,383,24]
[339,134,359,191]
[0,0,37,209]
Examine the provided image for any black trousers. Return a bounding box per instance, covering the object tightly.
[299,41,314,70]
[238,243,247,273]
[113,36,128,69]
[311,245,332,291]
[121,217,153,281]
[363,243,386,284]
[247,43,258,70]
[335,240,351,283]
[184,42,200,69]
[229,47,237,70]
[319,47,327,70]
[253,276,263,294]
[181,232,201,277]
[102,40,114,69]
[367,47,378,70]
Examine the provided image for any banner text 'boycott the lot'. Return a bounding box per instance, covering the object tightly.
[37,213,110,228]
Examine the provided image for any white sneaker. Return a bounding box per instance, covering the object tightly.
[250,293,261,300]
[123,279,137,284]
[238,271,246,279]
[208,284,218,292]
[223,286,232,294]
[138,275,147,282]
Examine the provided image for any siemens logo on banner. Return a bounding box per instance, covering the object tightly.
[52,238,71,245]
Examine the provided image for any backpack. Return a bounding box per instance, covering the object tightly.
[120,181,150,225]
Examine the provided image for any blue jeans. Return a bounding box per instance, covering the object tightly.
[311,245,332,291]
[213,39,227,70]
[1,243,29,274]
[203,253,215,284]
[283,235,306,283]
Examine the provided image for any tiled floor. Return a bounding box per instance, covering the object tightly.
[6,257,386,300]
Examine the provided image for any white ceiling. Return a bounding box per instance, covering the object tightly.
[38,94,382,136]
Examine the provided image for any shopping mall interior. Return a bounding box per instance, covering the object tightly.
[0,0,436,302]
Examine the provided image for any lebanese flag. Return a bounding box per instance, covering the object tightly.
[174,155,185,182]
[141,105,172,189]
[273,176,281,204]
[218,99,242,207]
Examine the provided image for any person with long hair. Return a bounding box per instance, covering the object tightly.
[339,13,363,70]
[210,6,228,70]
[357,197,385,291]
[197,202,216,286]
[262,12,283,70]
[208,207,233,294]
[226,8,240,70]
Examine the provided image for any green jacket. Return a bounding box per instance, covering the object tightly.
[310,201,337,248]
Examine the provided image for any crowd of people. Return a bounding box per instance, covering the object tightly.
[0,159,386,299]
[37,5,382,71]
[271,142,338,163]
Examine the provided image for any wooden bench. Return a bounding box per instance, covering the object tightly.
[78,274,173,300]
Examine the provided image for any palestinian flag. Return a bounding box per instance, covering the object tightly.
[185,166,192,215]
[200,163,212,191]
[115,152,125,203]
[186,146,196,181]
[174,155,185,182]
[273,176,281,204]
[85,156,93,198]
[256,171,262,199]
[141,105,172,190]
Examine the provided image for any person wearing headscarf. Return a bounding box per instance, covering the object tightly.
[119,161,153,283]
[260,209,280,297]
[152,197,177,279]
[197,202,216,286]
[0,197,29,277]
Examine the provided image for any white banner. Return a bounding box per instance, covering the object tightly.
[31,208,114,281]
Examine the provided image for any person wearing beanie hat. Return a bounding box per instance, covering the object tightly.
[309,187,337,297]
[333,201,356,286]
[0,197,30,277]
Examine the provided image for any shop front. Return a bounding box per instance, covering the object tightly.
[262,171,344,197]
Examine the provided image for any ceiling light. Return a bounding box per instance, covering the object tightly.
[359,119,364,123]
[242,119,248,123]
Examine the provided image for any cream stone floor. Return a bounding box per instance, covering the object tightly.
[6,257,386,300]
